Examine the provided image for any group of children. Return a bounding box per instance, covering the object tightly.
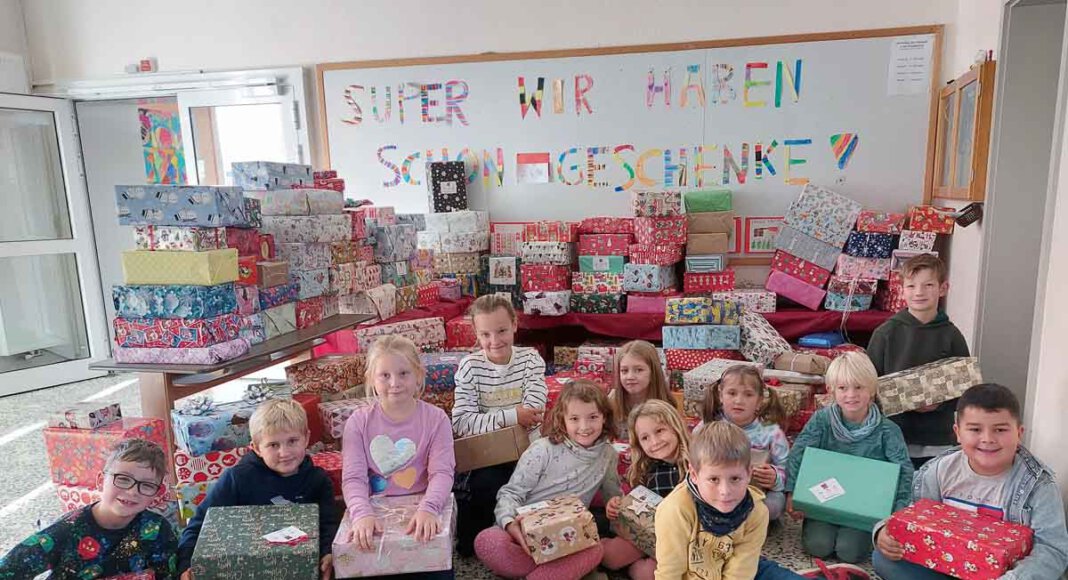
[2,254,1067,580]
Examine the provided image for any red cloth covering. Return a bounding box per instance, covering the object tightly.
[314,297,473,356]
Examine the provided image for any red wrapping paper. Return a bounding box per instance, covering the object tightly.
[578,217,634,234]
[225,228,261,257]
[665,349,746,371]
[296,296,325,330]
[634,216,687,246]
[445,316,477,349]
[683,270,736,293]
[174,447,250,485]
[417,282,440,308]
[237,255,258,286]
[294,393,323,444]
[771,250,832,287]
[629,244,683,265]
[311,451,343,498]
[520,264,571,292]
[856,210,907,234]
[523,221,578,242]
[44,418,166,488]
[577,234,633,256]
[113,314,241,349]
[908,206,956,234]
[258,233,276,260]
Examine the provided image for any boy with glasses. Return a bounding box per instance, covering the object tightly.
[0,438,178,579]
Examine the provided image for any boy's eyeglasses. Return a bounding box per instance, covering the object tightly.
[109,473,162,497]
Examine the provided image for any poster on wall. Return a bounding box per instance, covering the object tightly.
[744,217,784,254]
[138,102,187,184]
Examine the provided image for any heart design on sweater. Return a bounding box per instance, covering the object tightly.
[392,467,418,489]
[369,435,416,476]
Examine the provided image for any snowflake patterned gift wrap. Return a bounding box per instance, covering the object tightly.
[191,504,319,579]
[771,250,832,287]
[613,486,663,557]
[523,291,571,316]
[427,160,468,212]
[43,418,166,487]
[333,494,456,577]
[285,354,366,396]
[115,185,250,227]
[784,184,863,247]
[630,190,682,217]
[113,314,241,349]
[623,263,678,292]
[843,231,897,259]
[899,229,938,252]
[174,447,250,485]
[121,249,238,286]
[662,325,741,350]
[773,226,842,271]
[133,225,227,251]
[877,357,983,416]
[633,216,687,246]
[112,283,237,319]
[516,495,600,564]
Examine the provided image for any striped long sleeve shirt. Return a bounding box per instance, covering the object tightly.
[451,346,548,437]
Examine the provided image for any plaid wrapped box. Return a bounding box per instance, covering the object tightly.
[259,234,276,260]
[260,215,349,244]
[177,480,218,523]
[294,268,328,300]
[613,486,663,557]
[524,221,578,242]
[395,213,426,231]
[334,494,456,577]
[634,216,687,246]
[663,325,740,350]
[523,291,571,316]
[682,359,763,403]
[683,270,736,293]
[115,185,250,227]
[577,234,633,256]
[113,283,237,319]
[257,261,290,289]
[628,244,683,265]
[445,316,477,349]
[844,231,896,259]
[891,249,939,271]
[121,249,238,286]
[172,395,276,456]
[683,189,732,213]
[231,161,311,189]
[114,313,241,348]
[520,242,573,265]
[686,233,729,255]
[623,263,678,292]
[295,297,325,329]
[578,255,625,274]
[48,402,122,430]
[773,226,841,271]
[354,317,446,351]
[630,190,683,217]
[262,302,297,339]
[908,205,956,234]
[237,256,258,286]
[191,504,319,579]
[856,210,907,234]
[686,211,735,234]
[665,297,712,325]
[771,250,832,287]
[258,280,298,310]
[887,499,1033,580]
[665,349,745,371]
[516,495,600,564]
[225,228,260,257]
[765,270,826,311]
[425,210,488,233]
[43,418,166,487]
[310,451,342,498]
[836,254,891,280]
[371,224,418,263]
[434,252,482,275]
[878,357,982,416]
[739,311,792,366]
[826,275,878,296]
[875,272,907,312]
[427,161,468,212]
[319,399,372,441]
[784,184,863,247]
[421,352,466,392]
[625,293,672,314]
[899,229,937,252]
[251,188,343,216]
[395,284,419,313]
[114,338,249,364]
[417,282,440,307]
[824,292,873,312]
[569,293,625,314]
[685,254,726,273]
[578,217,634,234]
[133,225,226,252]
[710,289,777,314]
[572,272,624,294]
[174,447,249,485]
[521,264,571,292]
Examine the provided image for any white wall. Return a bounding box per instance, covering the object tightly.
[0,0,29,92]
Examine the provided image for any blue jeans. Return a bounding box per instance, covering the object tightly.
[757,557,806,579]
[872,550,953,580]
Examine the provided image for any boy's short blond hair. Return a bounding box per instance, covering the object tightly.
[901,253,948,284]
[825,352,880,396]
[688,420,751,469]
[249,399,308,443]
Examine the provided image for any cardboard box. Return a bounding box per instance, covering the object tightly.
[454,425,531,472]
[686,233,729,255]
[516,495,600,564]
[686,211,735,234]
[793,447,900,531]
[877,357,983,416]
[191,504,319,579]
[333,494,455,577]
[121,249,238,286]
[256,261,290,289]
[612,486,662,557]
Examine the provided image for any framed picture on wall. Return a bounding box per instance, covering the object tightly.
[726,217,744,255]
[744,217,784,254]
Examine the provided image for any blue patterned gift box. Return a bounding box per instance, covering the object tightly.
[231,161,312,190]
[115,185,250,227]
[623,263,678,292]
[258,280,300,310]
[171,390,282,456]
[662,325,741,350]
[824,292,874,312]
[113,283,237,319]
[665,297,711,324]
[784,184,863,248]
[372,224,418,263]
[238,313,266,345]
[396,213,427,231]
[685,254,727,273]
[420,352,467,393]
[773,226,841,271]
[710,300,742,325]
[295,269,328,300]
[844,232,897,259]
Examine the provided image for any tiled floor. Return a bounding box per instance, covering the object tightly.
[0,373,877,578]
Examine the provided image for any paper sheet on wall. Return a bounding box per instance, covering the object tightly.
[888,36,933,96]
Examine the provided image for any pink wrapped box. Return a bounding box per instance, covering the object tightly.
[333,494,455,577]
[113,337,250,365]
[709,290,777,314]
[765,270,826,311]
[572,272,624,294]
[113,314,241,349]
[634,216,687,246]
[899,230,937,252]
[836,254,891,280]
[577,234,633,256]
[626,293,674,314]
[855,210,907,234]
[319,398,372,441]
[438,279,462,301]
[296,297,325,330]
[628,244,683,265]
[683,270,736,293]
[354,317,446,351]
[578,217,634,234]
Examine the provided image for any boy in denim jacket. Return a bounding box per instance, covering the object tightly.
[873,384,1068,579]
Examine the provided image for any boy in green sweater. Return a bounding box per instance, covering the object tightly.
[867,254,970,469]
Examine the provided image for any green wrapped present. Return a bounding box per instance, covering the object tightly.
[191,504,319,579]
[793,448,899,531]
[684,188,733,213]
[569,293,625,314]
[578,255,625,274]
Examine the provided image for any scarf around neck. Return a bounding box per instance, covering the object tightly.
[830,403,882,443]
[686,475,754,536]
[563,436,609,463]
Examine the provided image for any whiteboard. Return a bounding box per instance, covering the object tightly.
[318,28,940,230]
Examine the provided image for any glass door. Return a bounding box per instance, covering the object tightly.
[0,94,109,396]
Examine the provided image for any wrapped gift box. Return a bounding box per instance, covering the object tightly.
[824,292,873,312]
[258,279,298,309]
[295,297,325,329]
[427,161,468,212]
[875,272,907,312]
[686,211,735,234]
[521,264,571,293]
[434,252,482,275]
[844,231,896,259]
[416,282,440,308]
[114,338,249,364]
[311,177,345,192]
[516,495,600,564]
[354,317,446,351]
[578,255,625,274]
[115,185,250,227]
[826,275,878,296]
[898,229,938,252]
[878,357,982,416]
[245,198,262,229]
[231,161,312,190]
[630,190,683,217]
[395,284,419,313]
[575,354,608,375]
[437,278,461,301]
[686,233,729,255]
[420,352,466,392]
[774,226,841,271]
[836,254,891,280]
[172,395,277,456]
[177,480,217,524]
[258,234,276,260]
[354,205,397,228]
[236,256,258,286]
[236,283,260,315]
[329,262,357,295]
[413,249,434,270]
[623,263,677,293]
[175,446,249,485]
[569,293,625,314]
[577,234,632,256]
[454,425,531,472]
[425,210,488,233]
[769,383,814,418]
[372,224,418,263]
[418,231,489,253]
[114,313,241,349]
[771,249,832,287]
[774,352,831,375]
[421,390,455,415]
[683,270,736,293]
[339,284,397,321]
[252,189,343,216]
[665,297,712,325]
[891,249,940,272]
[572,272,624,294]
[345,210,367,241]
[310,451,342,498]
[856,210,907,234]
[523,291,571,316]
[191,504,319,579]
[784,184,862,247]
[887,499,1033,580]
[322,295,339,319]
[319,399,372,441]
[490,226,524,256]
[44,418,166,487]
[708,300,742,325]
[663,325,740,350]
[121,249,238,286]
[395,213,426,231]
[546,371,609,409]
[294,269,328,300]
[379,261,414,288]
[765,270,826,311]
[626,293,675,314]
[553,346,579,367]
[908,205,956,234]
[685,254,726,273]
[665,349,745,371]
[739,311,792,366]
[260,215,349,244]
[634,216,687,246]
[445,316,477,349]
[314,170,337,179]
[578,217,633,234]
[520,242,573,265]
[613,486,663,557]
[683,189,732,213]
[262,302,297,339]
[710,289,777,314]
[524,221,578,242]
[629,244,683,265]
[334,494,455,577]
[276,243,331,271]
[133,225,226,252]
[48,402,122,430]
[793,447,900,531]
[257,261,290,289]
[113,283,237,319]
